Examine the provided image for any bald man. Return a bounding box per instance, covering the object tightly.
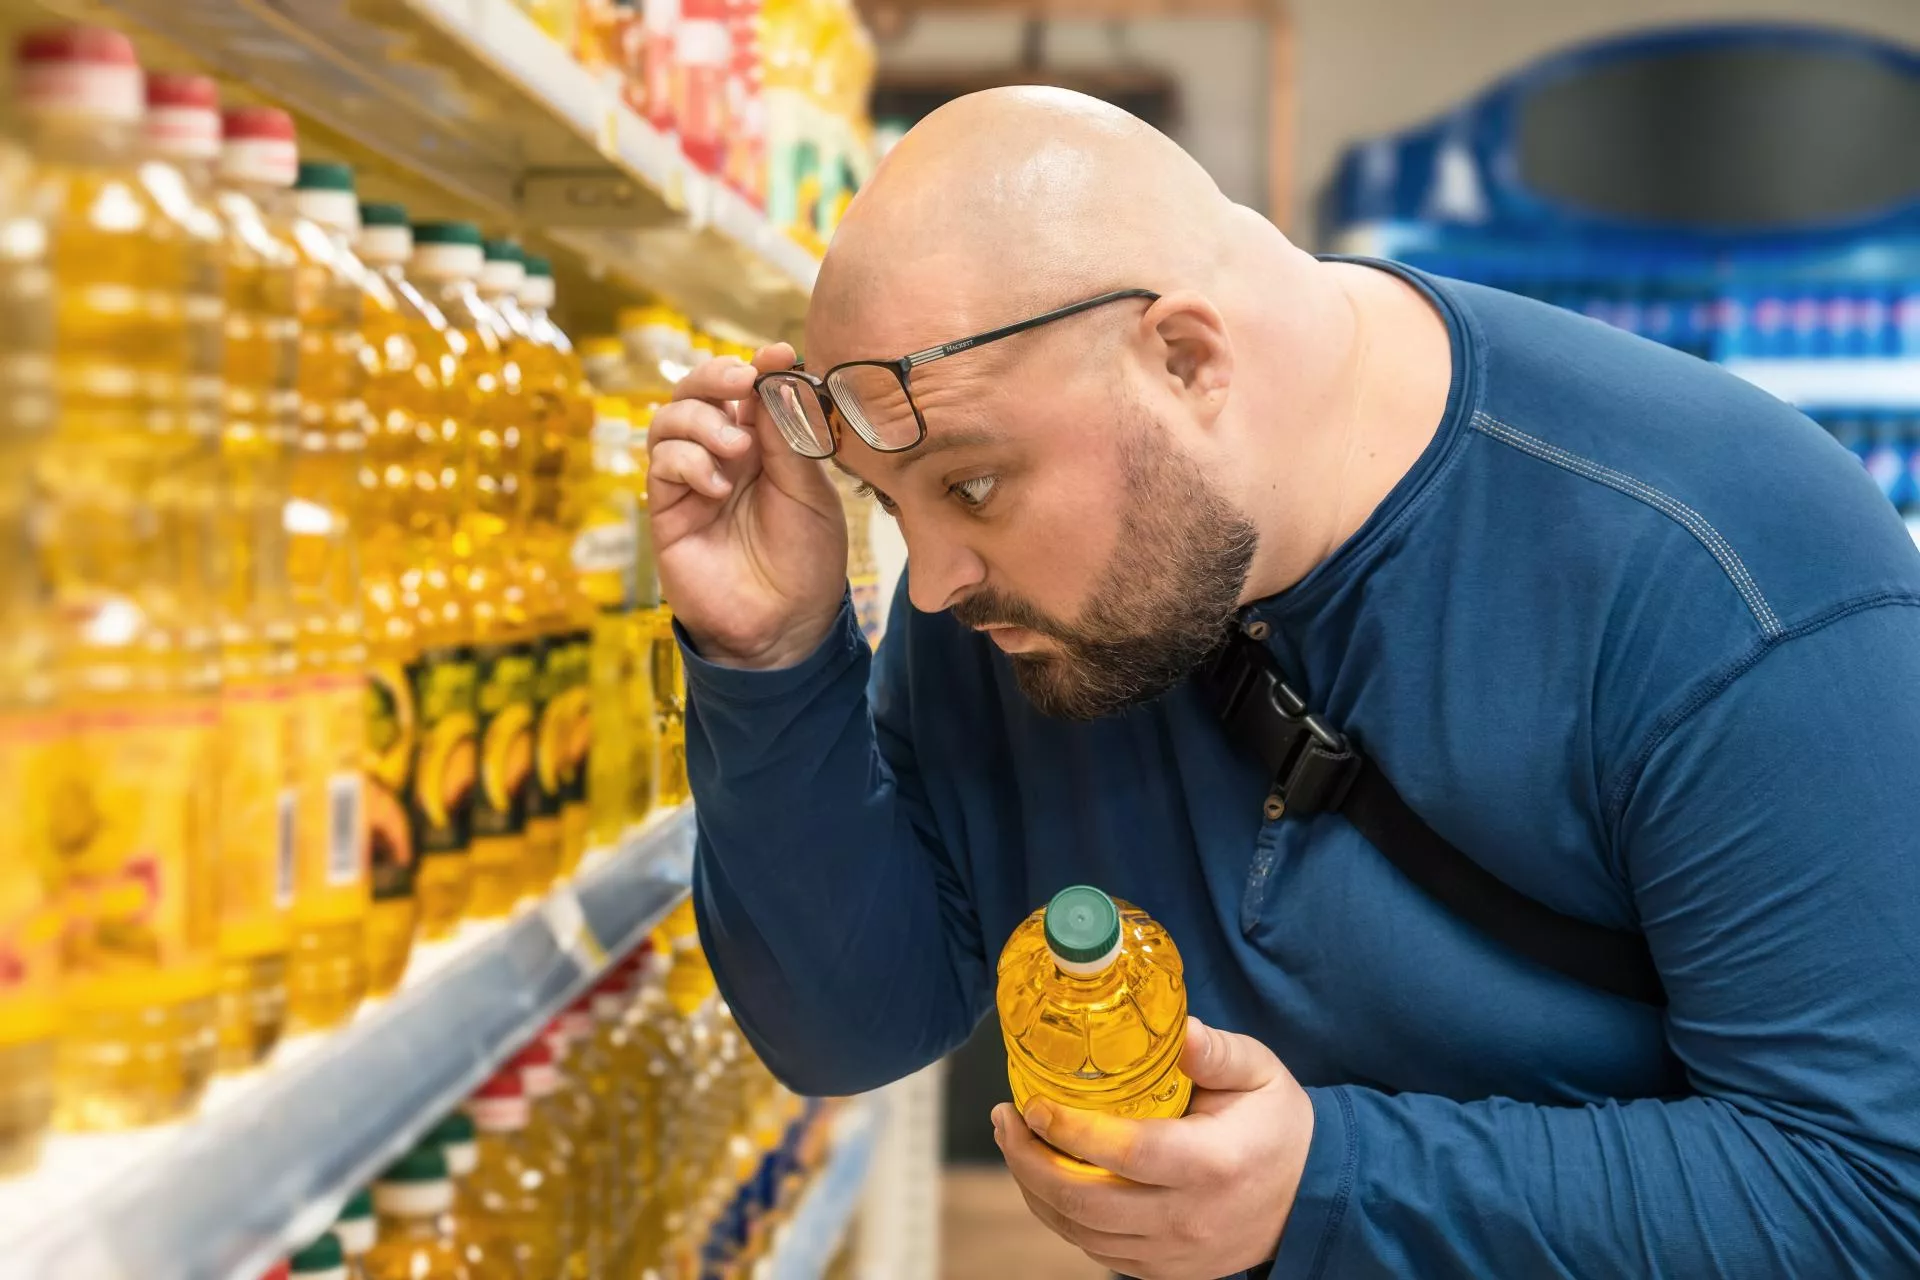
[646,88,1920,1278]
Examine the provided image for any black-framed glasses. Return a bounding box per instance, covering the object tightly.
[753,288,1160,459]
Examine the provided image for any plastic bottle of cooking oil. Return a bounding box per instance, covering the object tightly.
[998,885,1192,1122]
[474,241,552,902]
[0,130,58,1173]
[578,336,627,397]
[411,228,527,922]
[401,221,492,940]
[289,1230,356,1280]
[20,25,221,1132]
[511,256,587,889]
[575,397,651,847]
[148,77,287,1075]
[333,1187,376,1263]
[363,1144,508,1280]
[630,409,686,812]
[463,1063,565,1280]
[508,1036,582,1278]
[352,202,450,992]
[281,162,372,1033]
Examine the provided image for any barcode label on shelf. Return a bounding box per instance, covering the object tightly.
[328,772,363,885]
[276,788,296,908]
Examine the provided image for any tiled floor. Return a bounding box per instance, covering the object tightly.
[941,1165,1107,1280]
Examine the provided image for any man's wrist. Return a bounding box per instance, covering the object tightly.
[683,608,842,672]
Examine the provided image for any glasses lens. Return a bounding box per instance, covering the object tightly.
[757,374,833,458]
[826,364,922,452]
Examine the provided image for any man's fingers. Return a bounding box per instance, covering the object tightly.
[993,1104,1153,1235]
[648,397,758,460]
[1020,1098,1193,1187]
[670,354,760,403]
[750,341,798,374]
[648,438,733,501]
[1180,1018,1281,1096]
[1014,1184,1148,1265]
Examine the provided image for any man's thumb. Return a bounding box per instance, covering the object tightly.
[1180,1017,1281,1093]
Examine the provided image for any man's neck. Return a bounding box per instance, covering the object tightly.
[1241,260,1455,601]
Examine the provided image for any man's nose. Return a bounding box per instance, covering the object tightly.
[902,524,986,614]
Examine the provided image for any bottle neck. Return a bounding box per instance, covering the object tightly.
[22,110,137,166]
[153,152,217,193]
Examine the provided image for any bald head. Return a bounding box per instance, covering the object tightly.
[810,87,1263,358]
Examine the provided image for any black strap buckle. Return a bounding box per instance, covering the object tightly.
[1199,630,1362,818]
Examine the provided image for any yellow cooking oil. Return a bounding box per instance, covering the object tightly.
[998,885,1192,1123]
[148,81,289,1075]
[419,230,529,923]
[0,131,59,1173]
[476,241,558,900]
[402,221,496,939]
[21,25,222,1130]
[352,202,451,990]
[211,100,308,1042]
[282,162,373,1032]
[520,258,595,879]
[462,1063,566,1280]
[630,409,686,813]
[511,1036,585,1279]
[364,1144,506,1280]
[575,396,653,847]
[547,996,616,1278]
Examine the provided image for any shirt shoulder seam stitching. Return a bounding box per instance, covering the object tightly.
[1470,410,1783,638]
[1604,591,1920,824]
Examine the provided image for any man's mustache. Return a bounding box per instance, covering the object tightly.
[950,590,1063,638]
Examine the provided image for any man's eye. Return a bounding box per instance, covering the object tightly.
[949,475,996,508]
[853,480,899,514]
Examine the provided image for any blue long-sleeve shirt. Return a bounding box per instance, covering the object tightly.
[682,262,1920,1277]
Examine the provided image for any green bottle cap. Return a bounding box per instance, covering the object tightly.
[425,1111,475,1145]
[482,237,524,263]
[1044,885,1121,966]
[412,220,483,247]
[379,1143,450,1184]
[358,201,408,228]
[524,254,552,278]
[293,161,355,192]
[289,1231,344,1273]
[338,1187,373,1221]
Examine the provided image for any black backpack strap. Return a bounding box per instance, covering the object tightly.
[1196,629,1667,1007]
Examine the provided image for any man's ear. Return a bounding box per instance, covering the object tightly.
[1142,291,1232,426]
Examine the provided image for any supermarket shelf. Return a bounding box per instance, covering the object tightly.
[0,805,695,1280]
[85,0,816,339]
[767,1100,885,1280]
[1723,358,1920,409]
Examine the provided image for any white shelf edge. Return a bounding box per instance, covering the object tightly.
[766,1099,885,1280]
[1722,358,1920,409]
[0,805,694,1280]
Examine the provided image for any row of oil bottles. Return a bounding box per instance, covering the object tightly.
[0,24,877,1176]
[262,902,850,1280]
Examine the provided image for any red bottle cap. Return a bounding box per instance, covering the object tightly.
[145,71,217,108]
[510,1037,554,1069]
[16,26,137,67]
[220,104,295,141]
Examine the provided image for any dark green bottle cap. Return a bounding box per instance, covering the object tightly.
[482,237,524,263]
[425,1111,475,1145]
[358,201,408,228]
[412,220,483,247]
[378,1143,450,1185]
[338,1187,373,1221]
[294,161,355,192]
[289,1231,344,1273]
[1044,885,1121,965]
[524,254,553,278]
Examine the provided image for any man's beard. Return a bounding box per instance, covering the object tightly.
[951,415,1258,721]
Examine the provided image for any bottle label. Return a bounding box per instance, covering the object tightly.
[364,660,419,903]
[572,503,639,608]
[294,673,369,924]
[534,632,591,822]
[558,629,592,808]
[45,703,220,1007]
[408,646,479,859]
[471,642,537,840]
[216,678,295,956]
[0,711,61,1044]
